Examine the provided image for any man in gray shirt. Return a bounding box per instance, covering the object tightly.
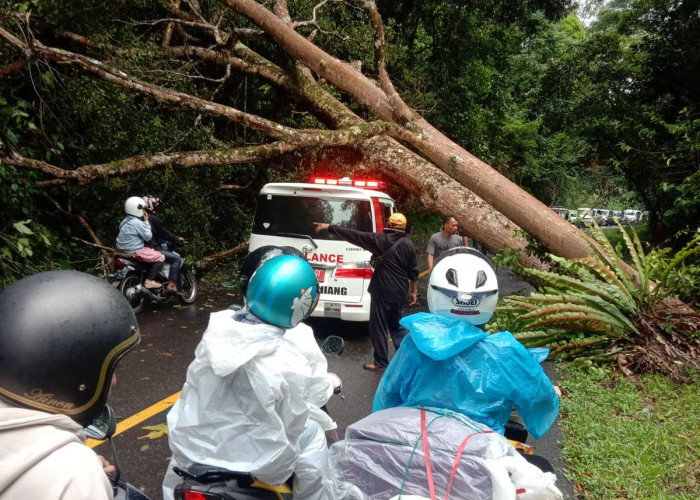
[426,216,470,271]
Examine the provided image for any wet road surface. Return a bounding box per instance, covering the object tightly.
[96,268,574,499]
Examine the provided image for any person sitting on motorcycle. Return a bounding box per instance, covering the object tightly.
[372,247,560,441]
[140,195,183,292]
[0,270,141,499]
[141,196,184,251]
[116,196,177,291]
[162,251,338,500]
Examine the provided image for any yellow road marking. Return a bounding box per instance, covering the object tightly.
[87,391,181,448]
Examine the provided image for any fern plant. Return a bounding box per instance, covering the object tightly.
[493,223,700,381]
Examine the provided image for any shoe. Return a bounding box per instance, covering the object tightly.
[363,363,386,372]
[144,280,161,289]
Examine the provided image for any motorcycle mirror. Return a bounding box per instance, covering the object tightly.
[84,405,118,440]
[321,335,345,356]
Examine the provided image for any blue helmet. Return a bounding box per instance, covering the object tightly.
[246,254,319,328]
[240,245,305,297]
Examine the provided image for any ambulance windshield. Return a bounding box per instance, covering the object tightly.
[252,194,373,240]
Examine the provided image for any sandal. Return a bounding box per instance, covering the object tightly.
[363,363,386,372]
[144,280,161,289]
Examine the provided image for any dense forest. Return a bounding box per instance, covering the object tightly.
[0,0,698,285]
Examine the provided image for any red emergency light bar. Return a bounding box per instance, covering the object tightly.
[310,177,386,190]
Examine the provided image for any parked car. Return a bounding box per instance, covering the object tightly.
[596,209,613,226]
[550,206,569,220]
[568,210,580,226]
[578,207,594,225]
[623,209,642,225]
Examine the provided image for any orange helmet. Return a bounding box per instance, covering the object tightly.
[388,213,407,229]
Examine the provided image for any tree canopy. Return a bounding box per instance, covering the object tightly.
[0,0,697,283]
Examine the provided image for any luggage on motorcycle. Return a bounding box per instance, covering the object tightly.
[325,407,562,500]
[172,464,292,500]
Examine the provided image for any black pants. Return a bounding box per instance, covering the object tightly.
[369,296,408,367]
[146,261,163,280]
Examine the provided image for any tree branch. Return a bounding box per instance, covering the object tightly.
[0,58,28,79]
[0,29,407,146]
[220,0,396,120]
[194,240,248,268]
[3,120,407,186]
[358,0,415,121]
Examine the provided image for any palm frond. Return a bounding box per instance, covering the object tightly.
[617,221,648,291]
[520,303,637,334]
[523,312,629,337]
[652,231,700,302]
[576,255,636,302]
[585,224,637,294]
[522,267,638,313]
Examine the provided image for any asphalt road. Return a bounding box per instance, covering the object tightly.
[97,265,574,499]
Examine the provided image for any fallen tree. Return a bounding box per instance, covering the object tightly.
[1,1,591,265]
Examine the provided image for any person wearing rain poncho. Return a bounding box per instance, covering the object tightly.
[163,250,339,500]
[373,247,560,439]
[325,248,562,500]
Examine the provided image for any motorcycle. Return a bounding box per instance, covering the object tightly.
[170,335,345,500]
[85,405,152,500]
[110,243,197,314]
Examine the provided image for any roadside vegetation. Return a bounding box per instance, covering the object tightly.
[490,223,699,381]
[487,222,699,498]
[559,364,700,499]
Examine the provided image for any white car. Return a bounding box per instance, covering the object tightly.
[623,209,642,224]
[577,208,594,224]
[249,177,397,322]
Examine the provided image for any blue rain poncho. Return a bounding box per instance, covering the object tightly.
[372,312,559,439]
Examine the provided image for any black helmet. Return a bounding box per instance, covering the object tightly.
[0,270,141,426]
[240,245,306,296]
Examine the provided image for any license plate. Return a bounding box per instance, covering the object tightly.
[314,268,325,282]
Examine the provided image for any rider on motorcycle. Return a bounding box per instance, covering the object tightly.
[373,247,560,440]
[324,248,562,500]
[116,196,180,291]
[141,196,184,252]
[163,251,337,500]
[0,270,141,499]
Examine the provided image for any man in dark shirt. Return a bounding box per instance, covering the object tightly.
[313,213,419,371]
[141,196,183,292]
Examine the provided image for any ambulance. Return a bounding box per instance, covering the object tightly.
[249,177,397,321]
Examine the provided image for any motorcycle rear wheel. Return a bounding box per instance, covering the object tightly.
[177,266,197,305]
[120,272,146,314]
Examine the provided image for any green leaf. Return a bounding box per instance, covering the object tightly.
[12,220,33,235]
[42,71,55,87]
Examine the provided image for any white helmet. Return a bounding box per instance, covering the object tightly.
[124,196,145,217]
[427,247,499,326]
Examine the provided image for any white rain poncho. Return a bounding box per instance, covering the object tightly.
[325,407,563,500]
[163,308,335,500]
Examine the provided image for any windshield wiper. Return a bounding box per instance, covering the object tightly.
[277,232,318,249]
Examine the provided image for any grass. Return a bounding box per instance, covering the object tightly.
[558,363,700,499]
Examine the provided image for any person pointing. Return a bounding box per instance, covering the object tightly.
[313,213,418,371]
